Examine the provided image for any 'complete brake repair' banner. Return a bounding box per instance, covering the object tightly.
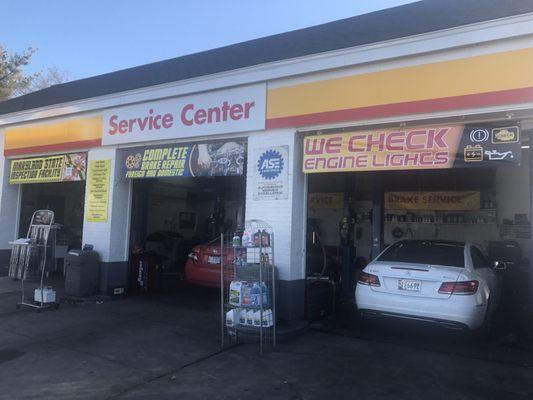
[302,125,520,173]
[121,139,246,179]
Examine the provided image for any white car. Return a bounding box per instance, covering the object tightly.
[355,240,501,331]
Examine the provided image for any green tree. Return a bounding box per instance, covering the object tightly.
[0,45,37,100]
[0,45,68,101]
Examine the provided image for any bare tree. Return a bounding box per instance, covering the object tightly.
[29,66,70,92]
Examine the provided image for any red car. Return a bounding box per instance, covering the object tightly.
[185,243,240,287]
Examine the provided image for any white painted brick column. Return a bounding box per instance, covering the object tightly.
[82,147,131,292]
[0,130,21,271]
[245,128,306,322]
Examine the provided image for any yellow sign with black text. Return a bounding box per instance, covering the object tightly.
[86,159,111,223]
[9,153,87,184]
[308,193,344,209]
[385,191,481,211]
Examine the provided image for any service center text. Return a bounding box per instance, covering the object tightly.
[107,101,256,135]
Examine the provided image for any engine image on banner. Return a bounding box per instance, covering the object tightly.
[122,140,246,179]
[303,125,521,173]
[254,146,289,200]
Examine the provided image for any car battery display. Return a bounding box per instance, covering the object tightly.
[464,145,483,162]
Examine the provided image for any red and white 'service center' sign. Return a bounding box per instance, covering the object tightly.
[102,84,266,146]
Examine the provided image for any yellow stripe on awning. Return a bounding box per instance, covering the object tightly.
[5,116,102,151]
[267,47,533,119]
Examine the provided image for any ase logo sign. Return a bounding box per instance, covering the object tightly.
[257,149,284,180]
[254,146,288,201]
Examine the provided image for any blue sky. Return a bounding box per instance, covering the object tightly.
[1,0,417,81]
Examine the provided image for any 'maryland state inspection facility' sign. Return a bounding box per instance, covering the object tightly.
[9,153,87,184]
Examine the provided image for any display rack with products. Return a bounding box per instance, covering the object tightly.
[9,210,60,311]
[220,219,276,353]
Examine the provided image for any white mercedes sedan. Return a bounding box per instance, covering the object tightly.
[355,240,500,331]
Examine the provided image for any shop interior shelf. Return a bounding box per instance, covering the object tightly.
[225,303,271,309]
[229,262,273,268]
[385,221,497,226]
[230,245,272,249]
[229,325,274,334]
[385,208,498,212]
[229,264,276,281]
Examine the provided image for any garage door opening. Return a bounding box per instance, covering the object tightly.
[125,140,246,294]
[303,123,532,342]
[19,181,86,251]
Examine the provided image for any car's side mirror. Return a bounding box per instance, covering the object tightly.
[493,261,507,271]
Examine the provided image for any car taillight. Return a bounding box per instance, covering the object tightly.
[438,280,478,295]
[358,271,380,287]
[188,252,198,261]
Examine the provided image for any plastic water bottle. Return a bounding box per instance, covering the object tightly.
[250,282,260,307]
[232,233,241,247]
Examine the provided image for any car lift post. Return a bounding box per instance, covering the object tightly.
[341,176,354,297]
[529,143,533,305]
[371,174,384,260]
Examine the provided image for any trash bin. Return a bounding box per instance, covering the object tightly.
[65,249,100,297]
[305,279,336,322]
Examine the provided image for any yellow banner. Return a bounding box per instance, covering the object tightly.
[9,153,87,184]
[267,47,533,121]
[303,126,464,173]
[385,191,481,211]
[86,159,111,223]
[5,116,102,156]
[308,193,344,209]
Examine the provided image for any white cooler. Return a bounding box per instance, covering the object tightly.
[34,288,56,303]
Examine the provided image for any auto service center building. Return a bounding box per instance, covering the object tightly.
[1,0,533,326]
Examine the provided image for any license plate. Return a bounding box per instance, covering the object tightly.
[398,279,421,292]
[207,256,221,264]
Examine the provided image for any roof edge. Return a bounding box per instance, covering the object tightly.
[2,6,533,125]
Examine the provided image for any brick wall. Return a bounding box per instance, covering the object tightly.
[0,129,21,250]
[245,128,306,282]
[82,147,131,263]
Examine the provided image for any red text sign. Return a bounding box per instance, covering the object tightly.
[303,125,464,173]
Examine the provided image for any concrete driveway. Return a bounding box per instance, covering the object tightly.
[1,276,533,400]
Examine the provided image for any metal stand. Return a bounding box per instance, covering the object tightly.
[11,210,59,312]
[221,219,276,353]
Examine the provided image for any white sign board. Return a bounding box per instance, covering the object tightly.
[253,145,289,201]
[102,83,266,146]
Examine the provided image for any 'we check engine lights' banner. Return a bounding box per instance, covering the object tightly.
[303,125,521,173]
